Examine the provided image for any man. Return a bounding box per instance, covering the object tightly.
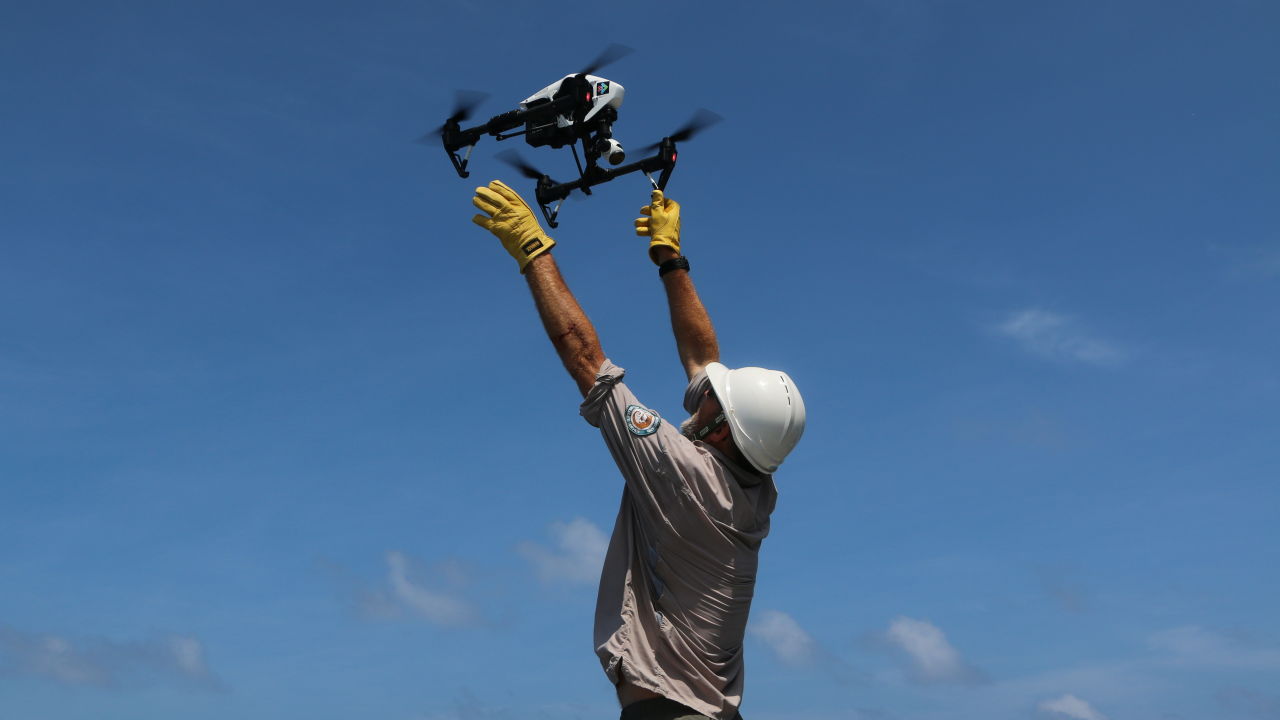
[471,180,806,720]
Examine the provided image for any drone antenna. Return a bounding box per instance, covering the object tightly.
[644,172,660,190]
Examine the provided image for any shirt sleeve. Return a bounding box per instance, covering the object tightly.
[580,359,707,510]
[580,358,628,428]
[579,359,673,452]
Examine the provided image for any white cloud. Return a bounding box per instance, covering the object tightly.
[893,625,1280,717]
[1148,625,1280,669]
[883,616,981,684]
[517,517,608,586]
[995,309,1124,366]
[0,625,217,689]
[1037,693,1109,720]
[750,610,819,666]
[850,622,1280,718]
[384,551,477,627]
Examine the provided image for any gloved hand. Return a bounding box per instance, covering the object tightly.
[634,189,681,264]
[472,180,556,273]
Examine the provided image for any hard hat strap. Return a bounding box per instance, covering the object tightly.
[695,412,728,441]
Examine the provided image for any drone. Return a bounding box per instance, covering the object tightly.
[428,44,720,228]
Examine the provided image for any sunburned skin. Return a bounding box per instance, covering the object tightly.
[552,321,590,353]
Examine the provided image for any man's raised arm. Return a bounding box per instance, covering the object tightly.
[472,180,604,396]
[636,190,719,379]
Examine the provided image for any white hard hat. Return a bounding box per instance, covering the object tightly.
[704,362,807,474]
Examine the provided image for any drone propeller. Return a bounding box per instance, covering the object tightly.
[496,149,548,180]
[641,109,723,152]
[445,89,489,125]
[495,150,588,203]
[580,43,634,76]
[422,89,490,140]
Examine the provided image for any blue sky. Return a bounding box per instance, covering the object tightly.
[2,1,1277,719]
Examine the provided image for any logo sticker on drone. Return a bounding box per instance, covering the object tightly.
[625,404,661,436]
[595,81,610,97]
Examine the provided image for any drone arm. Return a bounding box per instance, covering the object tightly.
[484,92,583,138]
[539,142,678,200]
[443,98,581,177]
[440,92,589,177]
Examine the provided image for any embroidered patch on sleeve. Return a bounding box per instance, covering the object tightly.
[625,404,661,436]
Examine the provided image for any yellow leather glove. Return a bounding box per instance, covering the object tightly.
[634,189,681,264]
[472,180,556,273]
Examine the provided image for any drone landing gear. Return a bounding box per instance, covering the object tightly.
[442,118,485,179]
[447,144,474,178]
[539,197,564,229]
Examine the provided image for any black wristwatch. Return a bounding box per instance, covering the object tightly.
[658,256,690,277]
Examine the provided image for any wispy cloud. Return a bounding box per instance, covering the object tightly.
[750,610,820,666]
[375,551,478,627]
[906,624,1280,718]
[1037,693,1109,720]
[994,309,1125,366]
[1148,625,1280,669]
[881,616,983,684]
[517,517,608,586]
[0,625,218,690]
[386,548,481,622]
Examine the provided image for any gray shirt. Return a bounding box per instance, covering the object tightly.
[581,359,777,720]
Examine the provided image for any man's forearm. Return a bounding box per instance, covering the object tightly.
[523,254,606,396]
[655,248,719,379]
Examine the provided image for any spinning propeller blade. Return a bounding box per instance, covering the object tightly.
[423,89,490,140]
[581,44,634,76]
[496,149,547,180]
[667,109,723,143]
[445,89,489,125]
[641,109,723,151]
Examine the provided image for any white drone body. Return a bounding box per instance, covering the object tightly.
[522,74,626,125]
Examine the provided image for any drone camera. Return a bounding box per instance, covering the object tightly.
[597,137,625,165]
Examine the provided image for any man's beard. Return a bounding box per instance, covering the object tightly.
[680,415,699,441]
